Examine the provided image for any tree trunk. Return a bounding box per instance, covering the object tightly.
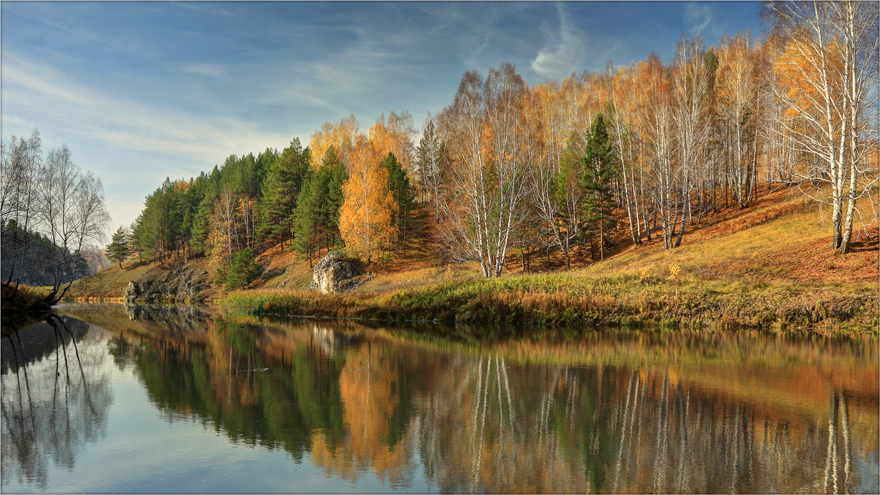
[674,198,687,248]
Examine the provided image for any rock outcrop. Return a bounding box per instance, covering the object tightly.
[123,263,208,304]
[310,253,368,294]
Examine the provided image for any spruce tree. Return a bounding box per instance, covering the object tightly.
[291,146,346,267]
[291,168,321,267]
[321,146,346,250]
[581,113,618,261]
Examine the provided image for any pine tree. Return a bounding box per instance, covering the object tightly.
[105,226,130,268]
[290,146,347,267]
[381,152,415,255]
[257,138,310,248]
[581,113,618,261]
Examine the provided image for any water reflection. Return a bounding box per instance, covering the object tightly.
[4,304,878,493]
[1,316,112,490]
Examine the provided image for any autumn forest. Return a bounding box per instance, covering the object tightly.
[1,3,878,492]
[102,3,876,289]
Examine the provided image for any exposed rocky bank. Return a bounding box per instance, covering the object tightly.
[123,263,210,304]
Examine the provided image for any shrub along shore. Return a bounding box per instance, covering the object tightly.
[1,283,53,333]
[220,273,878,335]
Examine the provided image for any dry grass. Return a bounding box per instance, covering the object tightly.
[578,187,878,290]
[64,258,163,300]
[223,185,878,333]
[250,244,314,290]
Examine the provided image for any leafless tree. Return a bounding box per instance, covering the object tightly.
[671,34,712,248]
[1,130,43,293]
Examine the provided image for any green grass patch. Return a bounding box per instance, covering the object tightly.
[219,271,878,335]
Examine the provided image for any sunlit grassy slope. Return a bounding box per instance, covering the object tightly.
[64,258,166,301]
[226,187,877,332]
[580,190,877,289]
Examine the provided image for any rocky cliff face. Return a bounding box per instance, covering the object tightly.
[310,253,369,294]
[123,263,208,304]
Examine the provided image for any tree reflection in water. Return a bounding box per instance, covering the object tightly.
[1,316,112,490]
[7,304,879,493]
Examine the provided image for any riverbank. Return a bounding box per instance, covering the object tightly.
[64,186,879,335]
[221,274,878,334]
[1,283,53,332]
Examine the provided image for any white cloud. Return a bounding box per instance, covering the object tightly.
[1,114,40,138]
[685,3,714,35]
[3,52,288,162]
[1,51,294,232]
[531,4,586,79]
[180,63,227,78]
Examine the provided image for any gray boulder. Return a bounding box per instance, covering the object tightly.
[311,253,364,294]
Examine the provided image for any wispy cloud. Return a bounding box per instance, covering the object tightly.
[2,1,764,234]
[685,3,714,35]
[180,63,227,78]
[2,51,299,233]
[531,4,586,79]
[11,53,284,151]
[171,3,232,17]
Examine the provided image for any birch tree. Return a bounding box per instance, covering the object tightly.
[339,139,396,264]
[436,64,534,277]
[639,55,679,250]
[717,33,760,208]
[671,35,712,248]
[416,117,447,216]
[1,130,42,291]
[764,0,879,253]
[531,83,584,269]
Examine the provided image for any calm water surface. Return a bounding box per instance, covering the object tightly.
[2,303,877,493]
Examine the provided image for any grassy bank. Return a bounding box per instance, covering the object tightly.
[221,272,878,334]
[222,192,878,335]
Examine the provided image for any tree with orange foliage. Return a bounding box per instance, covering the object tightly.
[310,114,361,172]
[369,111,417,174]
[339,139,396,264]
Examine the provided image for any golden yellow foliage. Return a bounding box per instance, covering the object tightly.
[774,35,845,125]
[310,114,361,170]
[339,139,397,264]
[368,111,416,173]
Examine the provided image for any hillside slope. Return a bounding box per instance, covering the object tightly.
[65,186,878,331]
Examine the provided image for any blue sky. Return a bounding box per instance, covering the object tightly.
[2,1,763,238]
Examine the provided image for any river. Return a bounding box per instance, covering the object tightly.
[1,303,877,493]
